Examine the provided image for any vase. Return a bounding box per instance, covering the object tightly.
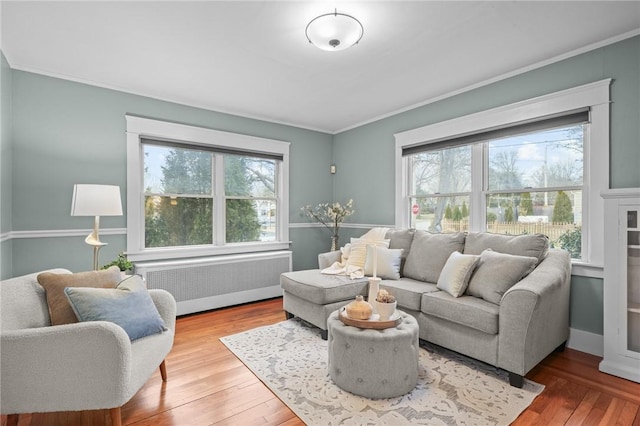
[345,295,373,320]
[367,277,381,314]
[331,235,339,251]
[375,301,397,321]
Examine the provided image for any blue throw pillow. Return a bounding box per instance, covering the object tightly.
[64,275,167,341]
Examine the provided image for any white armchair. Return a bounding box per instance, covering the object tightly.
[0,269,176,426]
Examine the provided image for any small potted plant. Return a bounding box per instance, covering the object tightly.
[102,252,134,278]
[375,289,397,321]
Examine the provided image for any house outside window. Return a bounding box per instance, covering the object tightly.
[126,116,290,262]
[395,80,610,274]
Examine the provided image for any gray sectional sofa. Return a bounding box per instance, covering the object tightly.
[280,230,572,387]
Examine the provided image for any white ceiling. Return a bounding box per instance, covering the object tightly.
[2,1,639,134]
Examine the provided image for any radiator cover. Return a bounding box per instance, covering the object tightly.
[135,251,291,315]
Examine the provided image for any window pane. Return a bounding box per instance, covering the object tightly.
[144,196,213,248]
[486,190,582,258]
[487,125,584,191]
[225,155,276,197]
[410,146,471,195]
[258,200,277,242]
[144,145,212,195]
[226,199,276,242]
[410,196,470,233]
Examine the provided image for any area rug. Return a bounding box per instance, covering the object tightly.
[220,318,544,425]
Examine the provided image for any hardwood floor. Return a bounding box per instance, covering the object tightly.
[3,297,640,425]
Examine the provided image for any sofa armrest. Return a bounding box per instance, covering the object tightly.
[318,250,342,269]
[497,249,571,376]
[149,289,177,331]
[1,321,132,413]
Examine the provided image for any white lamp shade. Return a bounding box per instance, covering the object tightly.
[71,184,123,216]
[306,11,364,52]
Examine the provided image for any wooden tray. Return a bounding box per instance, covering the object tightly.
[338,307,402,329]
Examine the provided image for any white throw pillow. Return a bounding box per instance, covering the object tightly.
[345,238,390,269]
[364,246,403,280]
[436,251,481,297]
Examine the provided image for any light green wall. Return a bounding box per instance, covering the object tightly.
[332,35,640,335]
[9,71,333,275]
[4,36,639,334]
[1,51,13,278]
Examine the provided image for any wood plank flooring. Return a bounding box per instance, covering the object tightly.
[2,297,640,425]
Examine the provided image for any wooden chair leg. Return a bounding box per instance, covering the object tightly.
[6,414,19,426]
[110,407,122,426]
[159,360,167,382]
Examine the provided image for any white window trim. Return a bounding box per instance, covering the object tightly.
[125,115,290,262]
[394,79,611,275]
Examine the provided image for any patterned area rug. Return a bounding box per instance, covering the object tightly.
[220,318,544,425]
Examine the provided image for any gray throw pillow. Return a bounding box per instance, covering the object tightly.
[463,232,549,263]
[385,228,415,275]
[466,249,538,304]
[402,231,466,283]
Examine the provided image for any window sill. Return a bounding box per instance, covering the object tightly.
[571,261,604,279]
[126,241,291,262]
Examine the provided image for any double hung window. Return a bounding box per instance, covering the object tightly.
[406,121,585,258]
[396,80,610,269]
[126,116,289,261]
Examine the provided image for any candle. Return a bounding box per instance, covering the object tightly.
[372,245,377,278]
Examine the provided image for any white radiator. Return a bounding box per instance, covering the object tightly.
[135,251,291,316]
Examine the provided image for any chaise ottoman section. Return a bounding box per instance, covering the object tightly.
[281,270,368,339]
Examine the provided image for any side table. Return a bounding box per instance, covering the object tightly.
[327,309,419,399]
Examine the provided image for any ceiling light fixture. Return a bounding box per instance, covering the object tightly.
[305,9,364,52]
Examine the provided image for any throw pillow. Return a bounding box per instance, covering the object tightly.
[403,231,466,283]
[436,251,481,297]
[463,232,549,264]
[345,238,390,269]
[364,246,403,280]
[37,266,122,325]
[384,228,415,275]
[64,275,167,341]
[466,249,538,304]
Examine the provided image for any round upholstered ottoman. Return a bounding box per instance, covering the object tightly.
[327,310,419,399]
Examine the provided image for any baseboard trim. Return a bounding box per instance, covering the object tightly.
[567,327,603,357]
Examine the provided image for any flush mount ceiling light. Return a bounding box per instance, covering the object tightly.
[305,9,364,51]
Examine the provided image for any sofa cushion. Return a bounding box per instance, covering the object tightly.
[384,229,415,275]
[364,246,403,280]
[466,249,538,304]
[280,270,368,305]
[345,238,390,269]
[37,266,122,325]
[437,251,481,297]
[421,291,500,335]
[402,231,466,283]
[380,278,438,312]
[463,232,549,263]
[65,275,167,341]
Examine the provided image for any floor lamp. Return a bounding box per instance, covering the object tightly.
[71,184,123,270]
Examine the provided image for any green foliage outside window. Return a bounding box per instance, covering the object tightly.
[504,206,514,223]
[461,201,469,218]
[552,191,574,223]
[520,192,532,216]
[144,146,272,248]
[444,204,453,220]
[556,226,582,258]
[452,205,463,221]
[226,199,261,242]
